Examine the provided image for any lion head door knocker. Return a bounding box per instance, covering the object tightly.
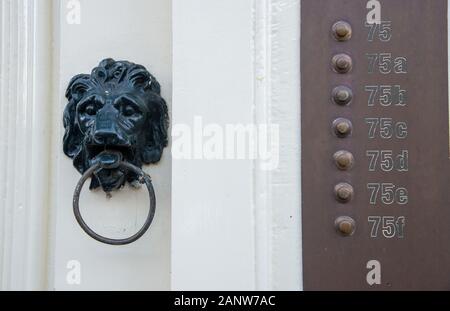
[63,58,169,245]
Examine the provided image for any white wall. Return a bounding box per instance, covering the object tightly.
[171,0,256,291]
[171,0,302,290]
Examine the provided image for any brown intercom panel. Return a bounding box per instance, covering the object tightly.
[301,0,450,290]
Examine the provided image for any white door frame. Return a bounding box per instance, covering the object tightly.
[0,0,52,290]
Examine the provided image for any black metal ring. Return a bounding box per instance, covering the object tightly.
[73,161,156,245]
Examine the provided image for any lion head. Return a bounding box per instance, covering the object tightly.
[63,58,169,192]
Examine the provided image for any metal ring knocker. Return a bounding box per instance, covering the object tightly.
[73,160,156,245]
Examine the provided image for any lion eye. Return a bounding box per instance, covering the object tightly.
[84,104,97,116]
[122,105,136,117]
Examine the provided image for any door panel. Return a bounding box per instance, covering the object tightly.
[51,0,171,290]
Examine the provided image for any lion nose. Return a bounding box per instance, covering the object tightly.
[93,130,120,145]
[94,105,121,145]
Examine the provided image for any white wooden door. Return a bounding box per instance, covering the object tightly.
[52,0,172,290]
[1,0,171,290]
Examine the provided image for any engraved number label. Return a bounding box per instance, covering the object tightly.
[368,216,406,238]
[366,150,409,172]
[365,21,392,42]
[365,85,407,107]
[367,183,408,205]
[365,118,408,139]
[367,53,407,74]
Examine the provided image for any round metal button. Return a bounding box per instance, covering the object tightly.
[332,21,352,41]
[335,216,356,236]
[332,86,353,106]
[333,150,354,171]
[333,118,352,137]
[332,53,352,74]
[334,182,354,203]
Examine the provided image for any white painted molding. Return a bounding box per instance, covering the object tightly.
[0,0,52,290]
[253,0,273,290]
[253,0,302,291]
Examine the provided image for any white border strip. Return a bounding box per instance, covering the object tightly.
[0,0,52,290]
[259,0,302,290]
